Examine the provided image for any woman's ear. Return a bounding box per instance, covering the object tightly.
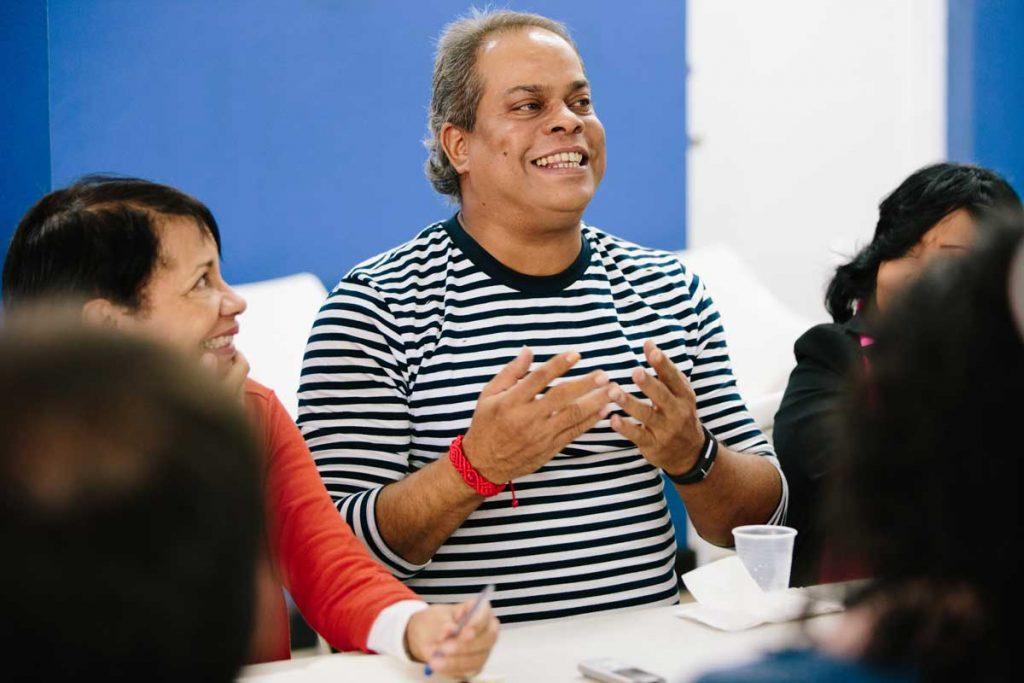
[82,298,128,329]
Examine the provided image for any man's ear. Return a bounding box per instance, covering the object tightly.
[82,298,128,329]
[440,122,470,174]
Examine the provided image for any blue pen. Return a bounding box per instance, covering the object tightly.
[424,584,495,677]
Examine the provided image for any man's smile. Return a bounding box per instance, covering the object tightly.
[530,146,590,172]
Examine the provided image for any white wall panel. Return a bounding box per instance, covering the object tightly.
[687,0,947,319]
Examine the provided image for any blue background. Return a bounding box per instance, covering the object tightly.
[0,0,51,255]
[3,0,687,289]
[6,1,1023,284]
[948,0,1024,192]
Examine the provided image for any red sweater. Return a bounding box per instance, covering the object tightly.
[243,379,417,662]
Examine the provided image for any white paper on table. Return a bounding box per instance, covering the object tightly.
[676,556,843,631]
[240,655,419,683]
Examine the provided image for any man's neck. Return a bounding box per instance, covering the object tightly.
[458,201,584,276]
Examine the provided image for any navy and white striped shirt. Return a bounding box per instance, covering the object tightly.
[298,215,786,624]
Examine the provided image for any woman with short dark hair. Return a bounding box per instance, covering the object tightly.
[773,163,1021,585]
[2,176,498,676]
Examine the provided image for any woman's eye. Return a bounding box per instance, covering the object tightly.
[193,275,209,290]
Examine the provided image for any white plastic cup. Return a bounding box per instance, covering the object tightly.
[732,525,798,592]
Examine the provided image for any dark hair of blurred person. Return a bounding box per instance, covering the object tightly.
[698,211,1023,683]
[826,216,1022,681]
[825,162,1021,323]
[774,163,1022,585]
[1,176,500,674]
[0,321,263,682]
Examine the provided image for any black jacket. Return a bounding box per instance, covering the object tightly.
[773,315,871,585]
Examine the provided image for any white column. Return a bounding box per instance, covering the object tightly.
[687,0,947,320]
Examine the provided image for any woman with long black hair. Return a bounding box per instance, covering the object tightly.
[773,163,1021,584]
[700,204,1023,682]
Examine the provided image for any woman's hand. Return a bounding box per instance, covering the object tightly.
[200,349,250,404]
[405,600,499,678]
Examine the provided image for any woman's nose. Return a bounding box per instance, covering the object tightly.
[221,285,248,316]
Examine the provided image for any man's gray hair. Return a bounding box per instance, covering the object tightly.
[424,9,580,202]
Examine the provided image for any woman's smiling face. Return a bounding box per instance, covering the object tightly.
[115,216,246,369]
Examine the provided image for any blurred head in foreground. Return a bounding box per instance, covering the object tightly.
[0,320,263,681]
[826,162,1021,323]
[832,215,1023,680]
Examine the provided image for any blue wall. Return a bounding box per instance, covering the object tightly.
[948,0,1024,194]
[3,1,692,548]
[35,0,687,289]
[0,0,51,257]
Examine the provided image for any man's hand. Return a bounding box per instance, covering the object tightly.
[462,348,614,483]
[609,340,705,476]
[405,600,500,678]
[200,349,250,405]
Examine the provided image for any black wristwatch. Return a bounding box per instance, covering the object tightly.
[666,426,719,485]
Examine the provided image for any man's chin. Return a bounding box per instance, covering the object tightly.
[532,186,596,217]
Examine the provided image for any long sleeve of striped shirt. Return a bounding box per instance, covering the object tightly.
[683,268,788,525]
[299,275,429,578]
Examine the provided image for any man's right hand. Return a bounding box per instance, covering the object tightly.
[462,348,615,483]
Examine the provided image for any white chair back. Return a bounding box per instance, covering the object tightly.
[233,273,328,419]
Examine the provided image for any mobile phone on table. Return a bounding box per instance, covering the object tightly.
[578,658,666,683]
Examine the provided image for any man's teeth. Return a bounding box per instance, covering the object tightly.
[201,335,233,350]
[533,151,585,168]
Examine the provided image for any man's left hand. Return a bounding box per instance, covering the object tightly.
[609,340,706,477]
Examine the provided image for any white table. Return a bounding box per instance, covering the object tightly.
[240,602,842,683]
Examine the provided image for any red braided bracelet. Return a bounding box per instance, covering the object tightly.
[448,435,518,507]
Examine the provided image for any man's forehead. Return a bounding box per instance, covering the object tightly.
[480,26,570,54]
[477,27,584,89]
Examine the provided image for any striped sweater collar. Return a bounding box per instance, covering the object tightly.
[441,213,593,295]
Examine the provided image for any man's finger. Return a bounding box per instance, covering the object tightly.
[549,385,614,443]
[610,413,654,448]
[535,369,609,413]
[610,384,659,427]
[631,367,677,414]
[511,350,581,401]
[644,340,692,398]
[479,347,533,399]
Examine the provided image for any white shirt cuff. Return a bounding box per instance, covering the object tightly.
[765,455,789,525]
[366,599,430,661]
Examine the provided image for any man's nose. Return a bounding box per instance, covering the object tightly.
[546,103,584,135]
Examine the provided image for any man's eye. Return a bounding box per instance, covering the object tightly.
[516,102,541,112]
[574,97,593,110]
[193,275,209,290]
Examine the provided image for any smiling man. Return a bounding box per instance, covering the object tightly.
[299,10,787,623]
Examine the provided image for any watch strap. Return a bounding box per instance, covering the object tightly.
[666,426,719,485]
